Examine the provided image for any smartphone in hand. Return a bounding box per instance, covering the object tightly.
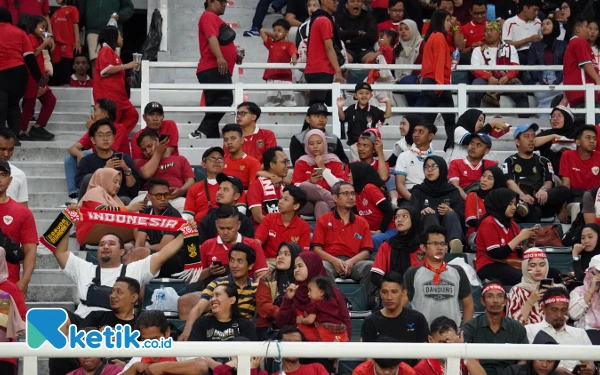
[113,152,123,160]
[159,134,170,142]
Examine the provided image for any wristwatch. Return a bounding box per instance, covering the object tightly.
[124,170,132,177]
[573,255,581,261]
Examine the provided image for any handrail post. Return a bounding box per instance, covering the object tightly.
[237,355,252,375]
[445,357,461,375]
[585,83,597,125]
[232,64,240,83]
[141,60,150,129]
[234,82,244,109]
[457,83,467,117]
[332,82,342,138]
[23,355,37,375]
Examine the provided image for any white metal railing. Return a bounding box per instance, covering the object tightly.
[5,341,600,375]
[140,61,600,137]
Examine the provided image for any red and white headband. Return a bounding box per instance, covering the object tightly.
[482,283,505,296]
[544,296,570,305]
[523,251,547,261]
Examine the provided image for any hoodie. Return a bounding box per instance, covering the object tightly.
[502,331,560,375]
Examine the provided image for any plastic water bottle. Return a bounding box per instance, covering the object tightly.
[154,286,166,311]
[451,48,460,72]
[0,292,10,315]
[107,13,118,27]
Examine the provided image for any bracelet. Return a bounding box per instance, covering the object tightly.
[526,300,535,307]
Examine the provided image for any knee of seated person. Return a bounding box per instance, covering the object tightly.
[177,293,200,314]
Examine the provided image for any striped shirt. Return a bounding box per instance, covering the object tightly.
[201,274,258,320]
[506,285,545,325]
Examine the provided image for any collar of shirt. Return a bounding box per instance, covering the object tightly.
[217,233,242,245]
[539,319,571,335]
[409,146,434,161]
[481,313,510,331]
[355,103,371,112]
[226,272,255,288]
[463,158,483,170]
[334,208,355,223]
[276,213,301,227]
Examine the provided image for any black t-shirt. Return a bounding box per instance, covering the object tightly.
[502,153,553,191]
[140,204,182,245]
[286,0,309,24]
[79,311,137,330]
[188,315,257,341]
[76,152,141,198]
[343,103,385,146]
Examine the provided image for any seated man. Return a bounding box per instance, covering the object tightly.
[198,175,254,245]
[76,119,140,203]
[118,310,207,374]
[312,182,374,291]
[377,0,405,33]
[422,0,464,49]
[458,0,488,61]
[66,99,129,200]
[404,226,474,326]
[448,133,497,199]
[503,124,570,222]
[355,130,390,182]
[79,276,139,329]
[255,185,311,264]
[130,101,179,163]
[273,326,330,375]
[469,21,529,110]
[462,280,528,375]
[233,102,277,163]
[354,336,416,375]
[223,123,262,189]
[337,0,378,63]
[179,243,259,340]
[183,147,225,222]
[134,129,195,213]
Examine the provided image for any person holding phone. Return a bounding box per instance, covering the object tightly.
[569,255,600,343]
[130,102,179,163]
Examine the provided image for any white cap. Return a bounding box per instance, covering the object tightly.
[588,254,600,271]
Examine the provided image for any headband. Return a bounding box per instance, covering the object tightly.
[523,251,547,261]
[544,296,570,305]
[485,22,501,32]
[482,283,505,296]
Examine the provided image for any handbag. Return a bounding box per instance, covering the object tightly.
[218,24,236,46]
[80,265,127,309]
[534,225,564,247]
[0,227,24,265]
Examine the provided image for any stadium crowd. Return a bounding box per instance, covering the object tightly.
[3,0,600,374]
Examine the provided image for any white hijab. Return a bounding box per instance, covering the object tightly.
[394,19,422,79]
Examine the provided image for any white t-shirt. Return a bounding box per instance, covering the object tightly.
[7,163,28,203]
[445,127,471,162]
[502,15,541,51]
[62,252,158,318]
[394,146,435,190]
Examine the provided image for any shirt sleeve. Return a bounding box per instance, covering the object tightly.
[359,218,374,251]
[455,126,471,146]
[202,12,222,38]
[20,210,38,244]
[71,6,80,23]
[464,193,479,226]
[248,159,262,186]
[403,266,417,300]
[502,19,512,41]
[315,17,333,42]
[298,220,311,251]
[251,241,269,274]
[371,242,390,275]
[574,38,594,66]
[477,219,505,253]
[448,160,461,181]
[201,279,219,300]
[365,184,387,206]
[254,214,270,243]
[539,156,554,182]
[98,47,114,77]
[453,265,472,299]
[395,152,408,176]
[502,156,516,181]
[246,180,263,209]
[181,157,196,181]
[561,152,574,180]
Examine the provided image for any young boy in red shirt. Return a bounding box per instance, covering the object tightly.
[69,54,93,87]
[50,0,80,86]
[260,19,298,107]
[223,123,262,189]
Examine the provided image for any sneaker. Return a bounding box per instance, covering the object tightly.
[449,239,463,253]
[35,126,55,139]
[29,126,54,140]
[17,133,33,141]
[188,130,207,139]
[243,27,260,37]
[270,4,280,13]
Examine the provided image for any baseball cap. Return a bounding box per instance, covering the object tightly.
[359,128,382,144]
[355,82,372,92]
[513,123,539,139]
[144,101,164,115]
[216,173,244,193]
[464,133,493,149]
[202,146,225,161]
[589,255,600,271]
[0,160,10,175]
[306,103,330,116]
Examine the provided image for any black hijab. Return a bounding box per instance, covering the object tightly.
[457,109,484,134]
[579,224,600,272]
[349,162,385,194]
[412,156,456,198]
[403,114,425,146]
[541,18,561,49]
[272,242,301,306]
[0,7,12,23]
[481,188,518,228]
[477,165,506,199]
[387,204,422,274]
[539,106,575,138]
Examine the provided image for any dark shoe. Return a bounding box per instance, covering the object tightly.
[35,126,55,138]
[29,126,54,140]
[17,133,33,141]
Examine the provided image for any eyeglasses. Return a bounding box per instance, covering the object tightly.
[206,156,225,163]
[550,114,563,119]
[427,241,448,248]
[424,164,439,170]
[236,111,249,117]
[337,191,356,197]
[148,192,171,200]
[95,132,114,139]
[560,4,569,9]
[276,159,292,166]
[472,11,487,15]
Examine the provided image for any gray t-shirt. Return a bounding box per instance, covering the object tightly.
[404,264,471,326]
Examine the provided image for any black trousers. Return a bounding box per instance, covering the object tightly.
[416,78,456,148]
[197,68,233,138]
[519,185,571,223]
[305,72,333,106]
[422,211,464,242]
[0,65,29,136]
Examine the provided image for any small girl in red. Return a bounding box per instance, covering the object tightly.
[297,275,349,342]
[50,0,81,86]
[21,17,56,141]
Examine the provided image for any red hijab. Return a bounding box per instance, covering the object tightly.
[292,252,328,310]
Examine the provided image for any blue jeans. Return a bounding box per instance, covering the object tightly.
[64,150,92,196]
[251,0,288,28]
[372,228,398,255]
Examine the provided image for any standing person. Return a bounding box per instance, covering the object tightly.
[394,20,424,107]
[50,0,81,86]
[304,0,345,105]
[93,26,139,133]
[501,0,541,65]
[0,7,43,144]
[416,9,455,152]
[189,0,241,139]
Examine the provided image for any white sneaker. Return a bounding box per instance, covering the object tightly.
[59,198,77,208]
[188,130,207,139]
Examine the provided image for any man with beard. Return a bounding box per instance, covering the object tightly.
[502,124,570,222]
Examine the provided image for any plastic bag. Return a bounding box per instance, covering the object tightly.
[141,9,163,62]
[448,257,481,287]
[146,286,179,312]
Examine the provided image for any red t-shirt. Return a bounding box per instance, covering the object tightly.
[247,177,284,226]
[69,75,94,88]
[311,211,373,257]
[93,45,134,110]
[355,361,415,375]
[560,150,600,190]
[0,279,26,366]
[448,158,498,188]
[371,0,389,8]
[224,128,277,163]
[136,155,195,189]
[0,23,33,71]
[131,120,180,160]
[50,5,79,59]
[305,17,335,75]
[77,122,130,155]
[183,179,219,222]
[377,20,401,34]
[270,363,329,375]
[17,0,49,16]
[414,359,469,375]
[24,34,45,99]
[464,192,485,238]
[199,234,269,275]
[263,39,297,81]
[291,160,346,191]
[255,213,311,258]
[355,184,394,232]
[197,11,237,75]
[371,241,424,276]
[422,22,456,48]
[0,198,38,283]
[563,36,599,106]
[379,44,394,64]
[460,20,487,48]
[224,154,262,189]
[474,215,520,271]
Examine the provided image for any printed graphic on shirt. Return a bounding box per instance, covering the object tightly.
[206,324,240,340]
[423,279,456,301]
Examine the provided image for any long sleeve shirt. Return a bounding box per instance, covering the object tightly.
[421,32,450,84]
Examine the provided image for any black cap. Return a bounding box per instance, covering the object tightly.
[144,102,164,115]
[0,160,11,175]
[306,103,330,116]
[216,173,244,193]
[202,146,225,161]
[355,82,372,92]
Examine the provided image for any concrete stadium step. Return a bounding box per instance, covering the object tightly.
[12,162,64,177]
[28,269,73,284]
[26,301,75,311]
[27,177,67,193]
[35,246,84,270]
[27,284,77,302]
[18,358,48,375]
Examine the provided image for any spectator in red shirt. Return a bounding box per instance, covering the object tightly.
[93,26,140,133]
[248,146,289,226]
[270,326,330,375]
[422,0,464,50]
[10,0,51,32]
[223,123,262,189]
[0,7,43,145]
[448,133,498,199]
[458,0,487,59]
[189,0,241,139]
[184,147,224,222]
[377,0,404,33]
[50,0,81,86]
[354,337,416,375]
[130,102,179,162]
[69,54,93,87]
[233,102,276,163]
[355,129,390,182]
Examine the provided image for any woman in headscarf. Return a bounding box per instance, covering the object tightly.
[569,254,600,343]
[475,188,538,286]
[371,204,423,288]
[528,18,566,110]
[572,224,600,282]
[535,105,576,177]
[411,156,465,252]
[291,129,344,218]
[349,162,395,253]
[255,242,301,339]
[464,166,506,247]
[507,248,552,325]
[395,19,424,106]
[76,168,146,245]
